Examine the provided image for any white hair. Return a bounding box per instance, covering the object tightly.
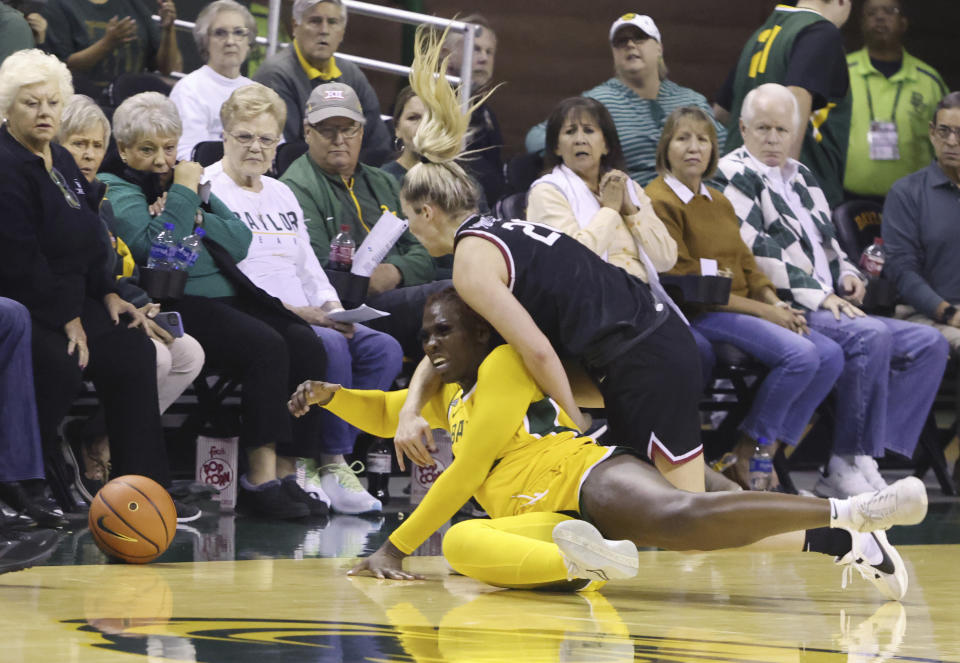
[193,0,258,61]
[741,83,802,132]
[112,92,182,147]
[59,94,111,144]
[0,49,73,119]
[293,0,347,25]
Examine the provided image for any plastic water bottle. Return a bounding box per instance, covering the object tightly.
[365,437,392,503]
[146,222,177,270]
[171,227,206,270]
[748,437,774,491]
[859,238,885,278]
[328,224,355,271]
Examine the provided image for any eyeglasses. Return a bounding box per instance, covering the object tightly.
[612,34,652,49]
[228,131,279,148]
[309,123,362,141]
[933,124,960,142]
[50,167,80,209]
[864,6,902,19]
[210,27,249,41]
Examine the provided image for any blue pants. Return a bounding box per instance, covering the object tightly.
[694,312,844,446]
[806,312,949,457]
[0,298,44,482]
[312,324,403,455]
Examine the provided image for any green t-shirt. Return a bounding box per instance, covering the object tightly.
[844,48,948,197]
[0,5,35,67]
[43,0,161,89]
[723,5,852,207]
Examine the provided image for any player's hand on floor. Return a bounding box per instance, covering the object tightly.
[347,543,422,581]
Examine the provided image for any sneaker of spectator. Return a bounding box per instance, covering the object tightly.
[0,523,60,574]
[238,475,310,520]
[281,475,330,517]
[172,500,202,524]
[852,455,889,491]
[317,462,382,515]
[815,456,877,498]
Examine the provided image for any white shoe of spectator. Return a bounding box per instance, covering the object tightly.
[552,519,638,582]
[319,462,382,515]
[814,455,876,498]
[296,459,332,510]
[852,455,889,491]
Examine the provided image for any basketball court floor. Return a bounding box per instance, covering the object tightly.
[3,471,959,663]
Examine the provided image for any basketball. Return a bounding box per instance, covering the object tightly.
[88,475,177,564]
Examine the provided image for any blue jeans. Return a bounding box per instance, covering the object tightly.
[694,312,844,445]
[689,326,716,391]
[312,323,403,455]
[806,312,949,457]
[0,298,44,481]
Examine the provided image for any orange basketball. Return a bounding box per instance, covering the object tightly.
[88,475,177,564]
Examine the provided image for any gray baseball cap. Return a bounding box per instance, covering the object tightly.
[304,82,366,125]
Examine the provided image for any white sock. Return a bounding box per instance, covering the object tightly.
[829,497,853,530]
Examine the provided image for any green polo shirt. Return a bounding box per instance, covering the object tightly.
[844,48,948,197]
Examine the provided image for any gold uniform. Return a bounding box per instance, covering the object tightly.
[324,344,610,558]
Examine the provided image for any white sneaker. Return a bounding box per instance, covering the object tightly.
[835,476,928,533]
[552,520,638,582]
[319,462,382,515]
[815,455,876,498]
[296,458,332,509]
[852,455,889,491]
[836,530,908,601]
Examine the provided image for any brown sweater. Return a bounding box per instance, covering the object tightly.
[645,175,773,300]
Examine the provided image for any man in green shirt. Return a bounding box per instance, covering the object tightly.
[282,82,443,357]
[0,2,45,66]
[844,0,948,199]
[716,0,853,207]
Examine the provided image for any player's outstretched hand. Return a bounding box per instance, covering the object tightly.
[347,542,423,581]
[288,380,340,417]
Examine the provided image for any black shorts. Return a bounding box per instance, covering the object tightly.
[586,311,703,464]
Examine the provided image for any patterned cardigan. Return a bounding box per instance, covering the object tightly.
[713,147,862,311]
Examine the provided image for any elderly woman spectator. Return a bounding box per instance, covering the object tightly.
[206,83,402,514]
[646,106,845,489]
[0,50,179,514]
[526,13,726,187]
[99,91,330,520]
[58,94,205,499]
[715,83,949,497]
[170,0,258,161]
[42,0,181,95]
[526,96,716,392]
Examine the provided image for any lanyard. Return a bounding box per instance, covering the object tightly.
[865,79,904,122]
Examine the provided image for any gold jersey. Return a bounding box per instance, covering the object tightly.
[324,344,609,555]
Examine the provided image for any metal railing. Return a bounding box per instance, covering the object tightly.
[155,1,476,112]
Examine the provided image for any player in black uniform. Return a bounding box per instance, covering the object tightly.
[391,27,706,492]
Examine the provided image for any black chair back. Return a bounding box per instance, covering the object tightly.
[832,199,883,261]
[494,191,528,220]
[106,72,172,110]
[273,140,309,177]
[191,141,224,167]
[504,152,544,196]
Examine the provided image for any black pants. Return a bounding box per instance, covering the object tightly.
[32,298,169,486]
[366,280,452,360]
[174,295,326,457]
[589,311,703,464]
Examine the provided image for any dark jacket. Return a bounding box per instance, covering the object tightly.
[0,125,115,329]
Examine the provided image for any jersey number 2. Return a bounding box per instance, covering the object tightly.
[501,221,562,247]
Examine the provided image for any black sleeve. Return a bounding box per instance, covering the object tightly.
[715,65,736,111]
[784,21,850,110]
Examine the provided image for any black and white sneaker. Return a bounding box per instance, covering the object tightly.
[173,500,202,524]
[837,529,908,601]
[282,476,329,517]
[238,477,310,520]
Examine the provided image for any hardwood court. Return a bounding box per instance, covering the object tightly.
[2,513,959,663]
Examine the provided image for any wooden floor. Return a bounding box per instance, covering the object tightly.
[2,479,960,662]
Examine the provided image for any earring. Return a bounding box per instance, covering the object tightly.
[393,136,404,153]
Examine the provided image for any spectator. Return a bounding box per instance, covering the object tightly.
[170,0,258,161]
[0,50,183,516]
[844,0,948,200]
[43,0,182,95]
[715,83,948,498]
[280,82,445,358]
[883,92,960,349]
[526,13,726,188]
[647,106,843,490]
[99,91,330,520]
[441,14,504,207]
[253,0,391,164]
[715,0,852,208]
[0,298,65,528]
[525,96,718,393]
[380,86,424,185]
[0,2,47,66]
[58,94,205,500]
[206,83,402,514]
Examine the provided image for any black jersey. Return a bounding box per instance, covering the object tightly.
[455,215,668,366]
